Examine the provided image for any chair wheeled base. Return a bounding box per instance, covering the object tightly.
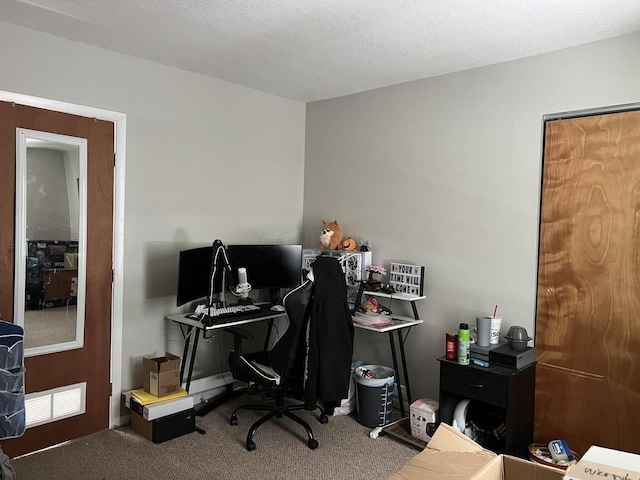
[230,389,328,451]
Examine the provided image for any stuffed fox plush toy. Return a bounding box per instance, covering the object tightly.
[318,219,344,250]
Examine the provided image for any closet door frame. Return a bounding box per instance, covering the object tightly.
[535,101,640,455]
[0,90,127,432]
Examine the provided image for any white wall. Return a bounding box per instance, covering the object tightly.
[0,22,306,396]
[304,32,640,401]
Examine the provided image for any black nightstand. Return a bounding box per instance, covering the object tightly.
[437,356,535,458]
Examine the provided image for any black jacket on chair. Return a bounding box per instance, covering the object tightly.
[304,256,354,412]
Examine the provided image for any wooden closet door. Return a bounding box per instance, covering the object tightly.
[535,110,640,455]
[0,101,114,457]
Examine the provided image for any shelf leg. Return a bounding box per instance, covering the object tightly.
[397,329,413,407]
[388,332,405,417]
[410,301,420,320]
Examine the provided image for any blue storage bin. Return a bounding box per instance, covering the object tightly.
[0,335,24,371]
[0,321,25,440]
[0,409,25,439]
[0,367,24,392]
[0,392,24,416]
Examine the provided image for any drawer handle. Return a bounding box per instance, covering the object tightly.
[462,380,483,388]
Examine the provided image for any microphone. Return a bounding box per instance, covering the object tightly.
[235,267,251,299]
[238,267,247,284]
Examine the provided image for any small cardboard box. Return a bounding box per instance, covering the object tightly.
[410,398,439,442]
[388,423,564,480]
[564,445,640,480]
[143,353,181,398]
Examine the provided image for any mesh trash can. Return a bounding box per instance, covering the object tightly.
[355,365,395,428]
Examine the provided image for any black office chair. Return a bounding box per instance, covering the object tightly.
[228,276,328,451]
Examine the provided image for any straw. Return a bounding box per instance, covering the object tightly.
[492,304,498,318]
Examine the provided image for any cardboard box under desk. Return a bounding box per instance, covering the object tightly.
[130,408,196,444]
[143,353,180,398]
[388,423,564,480]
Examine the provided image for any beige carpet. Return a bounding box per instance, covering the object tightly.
[12,394,418,480]
[24,305,77,349]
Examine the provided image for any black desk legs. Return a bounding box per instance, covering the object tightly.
[387,329,415,418]
[396,329,413,409]
[387,332,405,418]
[179,326,191,384]
[263,318,274,351]
[179,325,200,394]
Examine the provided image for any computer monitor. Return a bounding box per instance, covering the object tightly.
[226,244,303,302]
[176,246,223,307]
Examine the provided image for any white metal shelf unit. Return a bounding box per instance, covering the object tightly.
[352,286,425,418]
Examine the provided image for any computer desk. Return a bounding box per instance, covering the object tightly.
[166,308,286,416]
[168,290,424,419]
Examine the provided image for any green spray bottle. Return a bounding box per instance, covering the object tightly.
[457,323,470,365]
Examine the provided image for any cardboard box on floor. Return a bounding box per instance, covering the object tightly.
[143,353,181,398]
[410,398,439,442]
[564,445,640,480]
[388,423,564,480]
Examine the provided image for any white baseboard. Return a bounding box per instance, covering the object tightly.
[187,371,235,401]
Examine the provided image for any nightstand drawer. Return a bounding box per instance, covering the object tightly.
[440,362,507,407]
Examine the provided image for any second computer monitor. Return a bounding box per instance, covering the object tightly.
[226,244,303,302]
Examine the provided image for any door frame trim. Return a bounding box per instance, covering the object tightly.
[0,90,126,428]
[544,102,640,121]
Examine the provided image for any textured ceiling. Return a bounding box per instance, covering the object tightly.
[3,0,640,101]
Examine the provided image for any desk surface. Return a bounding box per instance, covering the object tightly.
[167,307,285,331]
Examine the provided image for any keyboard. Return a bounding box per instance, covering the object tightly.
[185,304,262,325]
[209,304,260,318]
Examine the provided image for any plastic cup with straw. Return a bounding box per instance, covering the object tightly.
[490,305,501,344]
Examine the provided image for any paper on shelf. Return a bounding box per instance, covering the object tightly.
[353,312,393,327]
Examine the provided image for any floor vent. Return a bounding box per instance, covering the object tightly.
[25,382,86,428]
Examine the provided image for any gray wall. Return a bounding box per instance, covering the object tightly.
[303,32,640,401]
[0,21,306,393]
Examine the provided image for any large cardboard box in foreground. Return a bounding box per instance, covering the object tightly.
[143,353,181,397]
[388,423,564,480]
[564,445,640,480]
